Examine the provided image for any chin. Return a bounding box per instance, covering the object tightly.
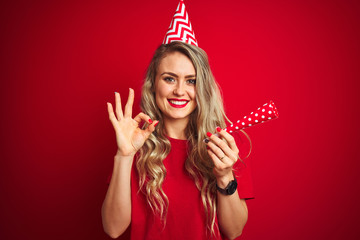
[166,112,191,120]
[170,115,190,120]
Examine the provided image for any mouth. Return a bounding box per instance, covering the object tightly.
[167,99,189,108]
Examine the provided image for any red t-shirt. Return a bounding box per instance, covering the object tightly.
[107,132,254,239]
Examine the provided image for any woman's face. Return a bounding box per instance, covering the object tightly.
[154,51,197,122]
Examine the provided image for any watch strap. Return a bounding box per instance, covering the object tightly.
[216,176,237,195]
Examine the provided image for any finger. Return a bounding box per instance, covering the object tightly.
[207,132,237,161]
[107,102,118,129]
[216,127,239,153]
[207,141,225,161]
[142,120,159,139]
[115,92,124,120]
[133,112,152,125]
[124,88,134,118]
[207,148,226,170]
[207,141,234,166]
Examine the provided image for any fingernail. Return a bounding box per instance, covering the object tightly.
[148,119,153,124]
[216,127,222,132]
[203,138,210,143]
[206,146,210,150]
[115,92,118,94]
[206,132,212,138]
[154,122,159,127]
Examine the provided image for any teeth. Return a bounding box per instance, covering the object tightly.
[169,100,188,105]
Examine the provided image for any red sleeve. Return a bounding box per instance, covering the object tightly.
[231,131,255,200]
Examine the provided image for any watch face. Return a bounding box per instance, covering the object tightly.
[226,181,238,195]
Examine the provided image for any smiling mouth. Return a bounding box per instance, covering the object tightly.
[168,99,189,108]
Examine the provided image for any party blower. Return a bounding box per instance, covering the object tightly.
[222,100,279,134]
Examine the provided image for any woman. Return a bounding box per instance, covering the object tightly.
[102,41,254,240]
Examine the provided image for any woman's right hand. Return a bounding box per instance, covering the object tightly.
[107,88,158,157]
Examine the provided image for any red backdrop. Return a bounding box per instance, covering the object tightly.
[1,0,359,239]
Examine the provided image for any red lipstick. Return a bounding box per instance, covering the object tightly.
[167,99,189,108]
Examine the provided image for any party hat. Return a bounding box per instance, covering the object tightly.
[163,0,198,46]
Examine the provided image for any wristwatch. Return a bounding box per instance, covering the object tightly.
[216,177,238,195]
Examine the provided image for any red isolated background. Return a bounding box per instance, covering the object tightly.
[1,0,359,239]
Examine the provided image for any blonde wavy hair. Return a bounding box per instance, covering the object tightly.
[137,41,249,237]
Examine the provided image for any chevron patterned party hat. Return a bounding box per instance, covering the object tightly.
[163,0,198,46]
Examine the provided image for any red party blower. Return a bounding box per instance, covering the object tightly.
[224,100,279,133]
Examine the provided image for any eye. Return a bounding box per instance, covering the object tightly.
[164,77,175,83]
[187,79,196,85]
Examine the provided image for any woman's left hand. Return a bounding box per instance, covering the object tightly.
[205,127,239,185]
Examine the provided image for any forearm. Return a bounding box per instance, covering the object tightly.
[216,176,248,240]
[101,154,133,239]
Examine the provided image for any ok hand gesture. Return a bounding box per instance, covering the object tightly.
[107,88,158,157]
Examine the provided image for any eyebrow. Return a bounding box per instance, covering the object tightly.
[160,72,196,78]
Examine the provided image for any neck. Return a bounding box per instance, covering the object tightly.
[163,117,189,140]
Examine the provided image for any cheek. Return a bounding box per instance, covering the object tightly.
[155,83,170,106]
[189,87,196,100]
[155,91,163,108]
[156,83,172,98]
[189,88,197,109]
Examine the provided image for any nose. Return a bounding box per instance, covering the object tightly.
[173,81,185,96]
